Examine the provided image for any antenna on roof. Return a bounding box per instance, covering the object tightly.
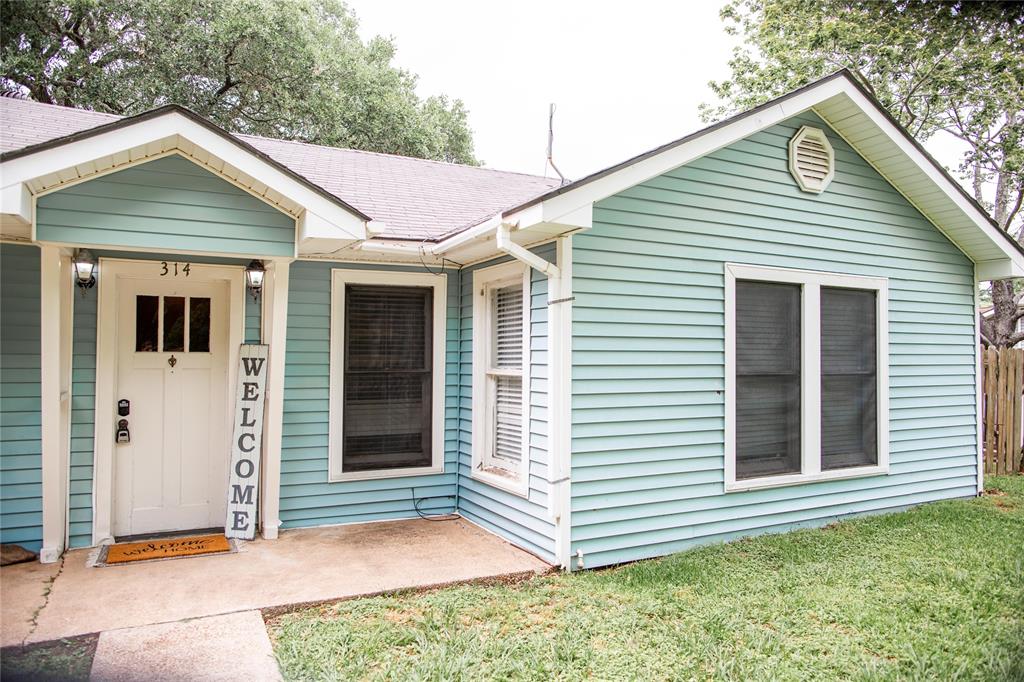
[547,103,567,185]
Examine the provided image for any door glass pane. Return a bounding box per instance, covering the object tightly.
[735,281,802,479]
[163,296,185,352]
[189,297,211,352]
[135,295,159,352]
[821,287,877,470]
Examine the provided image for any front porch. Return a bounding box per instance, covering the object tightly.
[1,517,550,646]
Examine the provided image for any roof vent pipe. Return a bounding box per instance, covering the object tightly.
[547,103,567,186]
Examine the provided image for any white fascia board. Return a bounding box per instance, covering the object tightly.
[976,259,1024,282]
[835,85,1024,270]
[499,77,848,230]
[0,181,31,222]
[1,111,367,241]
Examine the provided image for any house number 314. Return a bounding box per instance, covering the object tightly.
[160,262,191,277]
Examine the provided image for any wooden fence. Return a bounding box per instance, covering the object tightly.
[982,346,1024,475]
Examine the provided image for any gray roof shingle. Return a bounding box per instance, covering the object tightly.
[0,96,560,240]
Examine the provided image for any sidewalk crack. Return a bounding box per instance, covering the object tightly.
[25,554,65,644]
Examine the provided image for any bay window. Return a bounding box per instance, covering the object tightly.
[725,263,889,491]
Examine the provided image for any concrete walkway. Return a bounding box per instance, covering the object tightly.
[2,518,549,647]
[90,611,281,682]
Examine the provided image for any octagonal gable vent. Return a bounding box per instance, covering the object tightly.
[788,126,834,194]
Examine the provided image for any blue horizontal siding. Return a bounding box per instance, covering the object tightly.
[0,244,42,551]
[36,154,295,257]
[457,249,556,563]
[68,283,96,548]
[570,111,978,569]
[279,261,460,529]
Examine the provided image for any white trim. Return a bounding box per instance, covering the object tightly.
[470,260,532,496]
[483,75,1024,271]
[0,111,367,241]
[724,262,890,493]
[975,265,984,493]
[39,246,70,563]
[327,268,447,482]
[259,259,291,539]
[91,257,245,545]
[550,236,573,569]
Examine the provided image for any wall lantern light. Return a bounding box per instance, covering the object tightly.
[73,249,96,295]
[245,260,265,301]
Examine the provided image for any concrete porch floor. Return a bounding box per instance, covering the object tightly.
[1,517,551,646]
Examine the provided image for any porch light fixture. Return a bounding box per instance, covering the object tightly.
[72,249,96,295]
[245,260,265,301]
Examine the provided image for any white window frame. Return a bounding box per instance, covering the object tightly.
[724,263,889,492]
[328,268,447,482]
[471,260,531,496]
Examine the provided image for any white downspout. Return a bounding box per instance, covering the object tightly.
[496,222,574,570]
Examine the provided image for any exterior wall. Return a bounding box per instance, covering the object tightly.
[0,244,43,550]
[279,261,460,528]
[36,155,295,258]
[458,249,556,563]
[65,251,261,547]
[69,284,97,547]
[570,111,977,569]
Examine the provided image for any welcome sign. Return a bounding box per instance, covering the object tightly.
[225,344,269,540]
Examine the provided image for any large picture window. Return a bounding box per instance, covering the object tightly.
[725,263,888,491]
[329,270,446,481]
[472,261,530,494]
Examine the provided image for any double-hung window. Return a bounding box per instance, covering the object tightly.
[725,263,889,491]
[328,270,447,481]
[472,261,531,494]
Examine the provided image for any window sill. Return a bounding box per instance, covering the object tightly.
[328,464,443,483]
[471,466,529,497]
[725,464,888,493]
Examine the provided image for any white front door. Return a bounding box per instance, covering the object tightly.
[113,275,230,537]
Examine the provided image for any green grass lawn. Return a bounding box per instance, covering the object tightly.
[268,477,1024,681]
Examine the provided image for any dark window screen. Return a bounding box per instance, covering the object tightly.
[163,296,185,352]
[736,281,802,479]
[343,284,432,472]
[821,287,877,469]
[189,297,211,353]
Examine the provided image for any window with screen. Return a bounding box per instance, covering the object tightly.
[821,287,877,470]
[472,262,529,492]
[735,281,802,479]
[726,264,888,490]
[328,270,446,481]
[342,284,432,473]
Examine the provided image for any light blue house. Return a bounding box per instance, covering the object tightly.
[2,71,1020,569]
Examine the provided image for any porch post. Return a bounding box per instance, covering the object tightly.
[260,259,291,540]
[39,245,72,563]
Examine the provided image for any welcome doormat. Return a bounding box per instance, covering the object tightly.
[96,534,235,566]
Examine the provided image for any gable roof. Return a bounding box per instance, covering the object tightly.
[488,69,1024,277]
[0,97,560,241]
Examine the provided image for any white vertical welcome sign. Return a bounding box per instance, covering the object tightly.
[225,344,269,540]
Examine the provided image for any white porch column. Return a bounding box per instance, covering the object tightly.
[39,246,72,563]
[260,259,291,540]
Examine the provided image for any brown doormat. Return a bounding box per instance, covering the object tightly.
[98,534,234,566]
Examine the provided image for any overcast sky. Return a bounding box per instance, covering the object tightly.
[348,0,966,182]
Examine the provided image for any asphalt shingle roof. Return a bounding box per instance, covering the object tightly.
[0,96,561,241]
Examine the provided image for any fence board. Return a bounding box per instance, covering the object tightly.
[981,346,1024,477]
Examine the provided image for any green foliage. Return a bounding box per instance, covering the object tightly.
[0,635,98,681]
[703,1,1023,232]
[0,0,478,164]
[269,483,1024,680]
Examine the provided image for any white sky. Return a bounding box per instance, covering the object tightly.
[348,0,969,183]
